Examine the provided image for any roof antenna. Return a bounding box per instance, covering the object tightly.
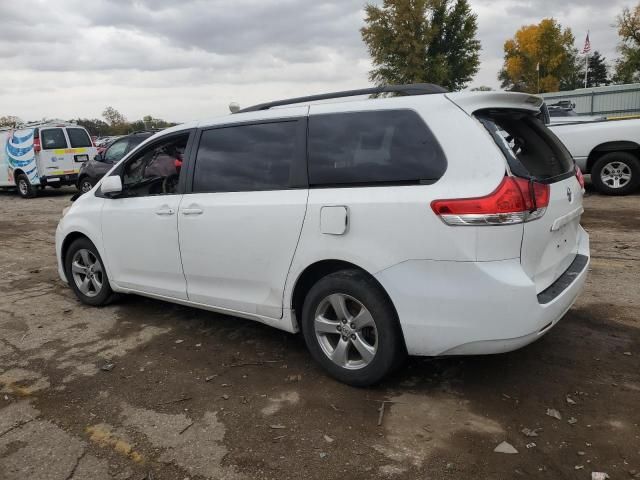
[229,102,241,114]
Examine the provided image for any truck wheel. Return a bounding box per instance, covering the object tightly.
[16,174,37,198]
[591,152,640,195]
[301,269,406,387]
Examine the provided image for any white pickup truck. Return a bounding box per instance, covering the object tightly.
[549,118,640,195]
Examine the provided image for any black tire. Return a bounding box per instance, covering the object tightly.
[16,174,36,198]
[78,177,95,194]
[301,269,406,387]
[591,152,640,195]
[64,237,116,306]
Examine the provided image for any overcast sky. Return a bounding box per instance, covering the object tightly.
[0,0,631,123]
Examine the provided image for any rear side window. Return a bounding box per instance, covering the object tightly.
[308,110,446,186]
[41,129,68,150]
[66,128,92,147]
[477,110,574,180]
[193,121,298,193]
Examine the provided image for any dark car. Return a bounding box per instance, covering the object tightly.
[77,131,155,193]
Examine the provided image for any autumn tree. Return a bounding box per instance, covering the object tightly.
[614,4,640,83]
[361,0,481,91]
[499,19,578,93]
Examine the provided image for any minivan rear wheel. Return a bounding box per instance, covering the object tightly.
[64,237,116,306]
[591,152,640,195]
[301,270,405,387]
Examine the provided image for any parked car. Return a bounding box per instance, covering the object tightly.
[56,85,589,386]
[77,131,154,193]
[0,122,97,198]
[549,117,640,195]
[547,106,606,124]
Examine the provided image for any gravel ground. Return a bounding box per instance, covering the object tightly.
[0,183,638,480]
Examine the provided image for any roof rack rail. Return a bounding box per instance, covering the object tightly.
[236,83,447,113]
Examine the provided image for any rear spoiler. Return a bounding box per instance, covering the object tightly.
[446,92,545,118]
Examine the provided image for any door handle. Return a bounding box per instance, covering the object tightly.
[182,207,203,216]
[155,207,175,216]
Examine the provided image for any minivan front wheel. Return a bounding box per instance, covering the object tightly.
[64,238,116,306]
[301,270,405,386]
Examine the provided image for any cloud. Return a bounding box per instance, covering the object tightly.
[0,0,630,121]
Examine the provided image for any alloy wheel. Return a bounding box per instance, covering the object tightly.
[80,180,93,193]
[71,249,104,297]
[601,161,632,189]
[314,293,378,370]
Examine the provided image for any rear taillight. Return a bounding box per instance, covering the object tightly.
[33,137,41,153]
[431,176,550,226]
[575,165,585,191]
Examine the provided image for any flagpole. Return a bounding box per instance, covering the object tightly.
[584,53,589,88]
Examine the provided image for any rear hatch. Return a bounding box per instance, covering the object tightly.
[476,109,583,293]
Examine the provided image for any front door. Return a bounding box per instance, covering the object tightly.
[178,113,308,318]
[101,131,193,299]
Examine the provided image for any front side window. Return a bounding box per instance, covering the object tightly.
[66,128,92,147]
[41,128,68,150]
[119,133,189,196]
[104,139,129,163]
[308,110,447,186]
[193,121,298,193]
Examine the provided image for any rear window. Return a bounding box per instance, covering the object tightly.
[308,110,447,186]
[66,128,92,147]
[40,128,68,150]
[477,110,574,180]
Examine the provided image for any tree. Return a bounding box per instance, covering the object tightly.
[361,0,481,91]
[584,51,610,87]
[0,116,23,127]
[470,85,493,91]
[499,18,578,93]
[73,118,110,136]
[614,4,640,83]
[102,106,128,134]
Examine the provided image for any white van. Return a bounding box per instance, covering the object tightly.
[56,85,589,386]
[0,121,97,198]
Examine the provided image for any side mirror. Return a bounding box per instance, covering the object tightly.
[101,175,123,195]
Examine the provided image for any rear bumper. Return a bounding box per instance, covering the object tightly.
[41,174,78,187]
[375,226,590,356]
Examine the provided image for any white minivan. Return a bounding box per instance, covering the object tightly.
[0,121,97,197]
[55,85,590,386]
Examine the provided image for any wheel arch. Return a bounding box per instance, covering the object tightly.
[586,141,640,173]
[12,169,25,184]
[60,231,93,268]
[290,259,407,351]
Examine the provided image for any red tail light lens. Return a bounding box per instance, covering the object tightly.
[431,176,549,226]
[575,165,585,191]
[33,137,41,153]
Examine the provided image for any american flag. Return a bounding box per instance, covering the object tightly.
[582,32,591,54]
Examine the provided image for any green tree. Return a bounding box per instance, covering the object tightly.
[361,0,481,91]
[470,85,493,91]
[102,106,128,134]
[499,18,577,93]
[73,118,110,136]
[583,51,610,87]
[614,4,640,83]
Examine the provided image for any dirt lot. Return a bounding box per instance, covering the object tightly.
[0,184,638,480]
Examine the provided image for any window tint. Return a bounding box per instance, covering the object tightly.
[66,128,92,147]
[477,110,574,180]
[120,134,188,196]
[104,139,129,163]
[194,121,298,193]
[308,110,446,186]
[41,129,68,150]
